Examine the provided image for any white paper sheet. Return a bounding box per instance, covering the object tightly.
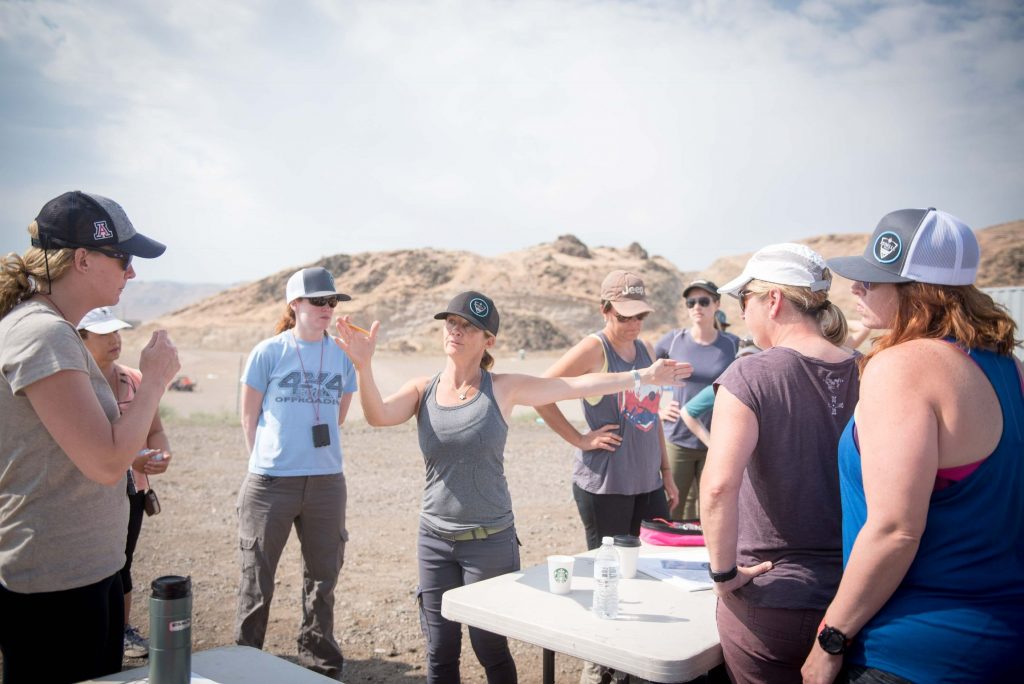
[636,557,713,592]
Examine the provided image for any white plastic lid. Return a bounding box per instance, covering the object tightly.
[602,536,614,545]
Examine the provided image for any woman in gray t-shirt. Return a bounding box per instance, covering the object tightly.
[702,243,858,684]
[334,290,689,684]
[0,192,178,683]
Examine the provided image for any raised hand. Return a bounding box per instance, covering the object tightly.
[140,330,180,388]
[334,316,380,370]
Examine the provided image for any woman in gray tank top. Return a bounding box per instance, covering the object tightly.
[333,290,690,684]
[535,270,681,551]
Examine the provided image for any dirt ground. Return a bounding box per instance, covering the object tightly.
[108,348,610,683]
[124,419,591,683]
[0,347,677,682]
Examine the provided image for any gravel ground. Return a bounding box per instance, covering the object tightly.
[123,418,592,683]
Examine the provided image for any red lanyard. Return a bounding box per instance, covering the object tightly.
[291,332,325,424]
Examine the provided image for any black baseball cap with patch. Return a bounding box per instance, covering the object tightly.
[31,191,166,258]
[434,291,500,336]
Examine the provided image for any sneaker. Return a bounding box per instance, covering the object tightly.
[123,624,149,658]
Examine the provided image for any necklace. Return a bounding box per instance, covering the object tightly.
[36,293,68,320]
[454,370,481,401]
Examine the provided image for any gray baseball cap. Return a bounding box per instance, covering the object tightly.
[284,267,351,304]
[827,208,979,286]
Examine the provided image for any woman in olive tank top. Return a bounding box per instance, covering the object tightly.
[334,291,691,684]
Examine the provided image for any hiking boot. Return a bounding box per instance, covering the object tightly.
[124,624,149,658]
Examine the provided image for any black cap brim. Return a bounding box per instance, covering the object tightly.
[119,232,167,259]
[683,284,720,299]
[433,311,489,332]
[826,255,913,284]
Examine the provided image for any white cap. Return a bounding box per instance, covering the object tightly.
[77,307,132,333]
[718,243,831,298]
[284,267,352,304]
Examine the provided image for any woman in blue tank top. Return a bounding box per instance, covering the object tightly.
[333,291,691,684]
[803,209,1024,683]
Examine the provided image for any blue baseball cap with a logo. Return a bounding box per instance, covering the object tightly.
[828,208,979,286]
[434,291,500,336]
[31,191,166,258]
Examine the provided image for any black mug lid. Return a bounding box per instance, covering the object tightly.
[613,534,641,547]
[151,575,191,600]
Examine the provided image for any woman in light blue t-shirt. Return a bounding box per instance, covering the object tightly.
[235,267,357,681]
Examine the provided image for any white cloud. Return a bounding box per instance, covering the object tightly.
[1,0,1021,283]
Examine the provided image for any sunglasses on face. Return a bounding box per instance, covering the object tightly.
[686,296,712,308]
[306,296,339,308]
[614,312,649,323]
[91,248,132,271]
[738,289,756,313]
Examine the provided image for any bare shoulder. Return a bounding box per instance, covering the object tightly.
[544,335,604,377]
[861,339,962,398]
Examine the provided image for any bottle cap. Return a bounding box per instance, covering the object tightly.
[601,536,614,545]
[151,575,191,600]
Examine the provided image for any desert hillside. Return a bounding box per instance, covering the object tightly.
[127,222,1023,353]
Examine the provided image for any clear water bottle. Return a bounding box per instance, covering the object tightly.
[592,536,620,619]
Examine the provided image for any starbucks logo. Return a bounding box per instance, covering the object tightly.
[873,231,902,264]
[469,297,489,318]
[553,567,569,584]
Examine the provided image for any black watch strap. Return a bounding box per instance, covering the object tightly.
[708,565,738,583]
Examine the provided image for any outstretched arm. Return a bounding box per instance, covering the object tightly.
[497,358,691,419]
[535,336,623,452]
[334,317,424,427]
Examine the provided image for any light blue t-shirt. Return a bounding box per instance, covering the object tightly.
[241,331,357,476]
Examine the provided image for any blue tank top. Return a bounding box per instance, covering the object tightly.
[838,347,1024,682]
[573,333,664,495]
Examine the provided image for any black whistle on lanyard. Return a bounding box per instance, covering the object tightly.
[312,423,331,448]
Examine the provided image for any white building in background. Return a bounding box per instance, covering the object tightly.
[984,287,1024,360]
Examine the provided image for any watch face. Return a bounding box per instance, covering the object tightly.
[819,628,846,654]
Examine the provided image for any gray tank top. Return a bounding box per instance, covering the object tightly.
[417,370,514,534]
[573,333,665,495]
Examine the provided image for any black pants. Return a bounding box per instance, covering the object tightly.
[0,572,124,683]
[573,483,669,550]
[121,490,147,594]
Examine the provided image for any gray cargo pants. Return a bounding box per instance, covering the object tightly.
[235,472,348,680]
[417,521,520,683]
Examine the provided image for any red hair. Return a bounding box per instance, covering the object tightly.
[861,283,1019,371]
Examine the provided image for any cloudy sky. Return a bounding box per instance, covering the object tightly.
[2,0,1022,284]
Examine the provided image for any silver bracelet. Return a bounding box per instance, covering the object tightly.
[631,369,642,394]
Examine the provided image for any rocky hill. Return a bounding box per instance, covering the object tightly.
[127,221,1022,353]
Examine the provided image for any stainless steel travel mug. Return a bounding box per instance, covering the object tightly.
[149,575,192,684]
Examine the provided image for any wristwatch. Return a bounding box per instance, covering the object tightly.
[817,623,852,655]
[707,565,737,583]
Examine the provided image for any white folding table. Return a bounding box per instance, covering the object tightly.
[441,546,722,683]
[81,645,336,683]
